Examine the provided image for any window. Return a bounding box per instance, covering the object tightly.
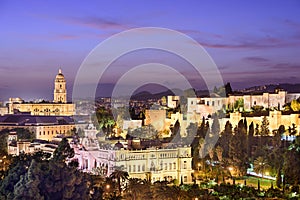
[173,162,176,169]
[138,165,140,172]
[184,176,187,182]
[133,165,136,172]
[169,163,172,170]
[164,163,167,170]
[85,159,88,169]
[183,161,187,169]
[128,165,131,172]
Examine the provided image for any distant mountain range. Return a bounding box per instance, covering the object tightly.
[131,83,300,100]
[238,83,300,94]
[95,83,300,100]
[130,89,209,100]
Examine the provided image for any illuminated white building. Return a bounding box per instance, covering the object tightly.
[73,124,194,184]
[7,69,75,116]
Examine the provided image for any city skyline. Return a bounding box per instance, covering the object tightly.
[1,1,300,101]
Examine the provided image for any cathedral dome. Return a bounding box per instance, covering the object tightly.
[55,69,65,81]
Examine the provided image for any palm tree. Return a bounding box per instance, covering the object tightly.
[109,166,129,195]
[153,183,190,200]
[94,106,116,136]
[253,156,269,178]
[169,185,190,200]
[124,178,152,200]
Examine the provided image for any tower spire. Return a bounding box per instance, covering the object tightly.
[54,68,67,103]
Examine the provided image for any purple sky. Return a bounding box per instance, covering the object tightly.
[0,1,300,101]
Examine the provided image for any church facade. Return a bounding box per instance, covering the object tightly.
[8,69,75,116]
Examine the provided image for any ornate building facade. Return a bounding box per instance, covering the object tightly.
[72,124,194,184]
[8,69,75,116]
[0,114,75,140]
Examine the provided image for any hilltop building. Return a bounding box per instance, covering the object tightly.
[139,90,300,137]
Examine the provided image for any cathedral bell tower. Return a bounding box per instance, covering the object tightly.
[53,68,67,103]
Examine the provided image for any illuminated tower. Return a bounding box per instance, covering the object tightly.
[53,68,67,103]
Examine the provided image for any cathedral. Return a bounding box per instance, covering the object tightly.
[8,69,75,116]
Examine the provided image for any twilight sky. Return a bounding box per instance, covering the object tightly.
[0,0,300,101]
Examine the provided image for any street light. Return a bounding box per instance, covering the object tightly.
[197,163,201,171]
[265,171,269,176]
[259,162,265,178]
[228,167,234,184]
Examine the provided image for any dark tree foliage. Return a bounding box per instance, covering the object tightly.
[0,153,32,198]
[37,161,89,200]
[224,82,233,97]
[283,136,300,186]
[186,123,198,138]
[170,120,180,137]
[0,145,89,199]
[229,120,248,176]
[197,116,209,139]
[93,106,116,135]
[13,128,35,140]
[52,138,75,162]
[260,116,270,136]
[276,168,282,188]
[243,118,247,133]
[13,160,44,200]
[0,129,9,155]
[211,118,220,136]
[109,168,129,195]
[278,125,285,136]
[272,126,282,148]
[218,121,232,159]
[247,122,254,158]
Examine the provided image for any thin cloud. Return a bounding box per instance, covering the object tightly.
[222,62,300,77]
[61,16,131,30]
[283,19,300,29]
[243,56,269,63]
[177,29,223,39]
[200,39,284,49]
[54,34,79,40]
[270,63,300,71]
[195,32,300,50]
